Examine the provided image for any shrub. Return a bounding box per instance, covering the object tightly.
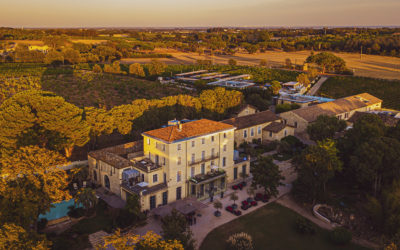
[226,232,254,250]
[37,218,48,231]
[263,141,278,152]
[294,216,315,234]
[67,205,85,218]
[329,227,352,245]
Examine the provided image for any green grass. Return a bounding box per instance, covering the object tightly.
[200,202,368,250]
[318,76,400,110]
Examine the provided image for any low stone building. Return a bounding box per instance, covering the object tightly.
[279,93,383,135]
[232,104,259,118]
[263,122,295,141]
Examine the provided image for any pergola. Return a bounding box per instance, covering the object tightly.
[152,197,207,217]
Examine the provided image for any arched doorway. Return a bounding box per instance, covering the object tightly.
[104,175,110,189]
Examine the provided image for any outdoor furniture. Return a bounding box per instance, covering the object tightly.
[233,210,242,216]
[262,194,270,203]
[241,200,250,210]
[251,201,258,206]
[231,204,238,209]
[225,206,234,213]
[73,183,78,190]
[247,197,254,203]
[255,193,263,201]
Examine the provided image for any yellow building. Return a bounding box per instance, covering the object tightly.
[222,110,293,145]
[88,119,250,211]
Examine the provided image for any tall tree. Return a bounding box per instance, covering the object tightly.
[251,156,284,197]
[129,63,145,77]
[293,140,342,202]
[0,223,49,250]
[0,146,70,229]
[74,188,97,215]
[148,59,166,76]
[100,230,184,250]
[270,80,282,95]
[161,209,195,250]
[0,90,90,158]
[307,115,347,141]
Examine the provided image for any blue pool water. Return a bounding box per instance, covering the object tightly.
[39,199,82,221]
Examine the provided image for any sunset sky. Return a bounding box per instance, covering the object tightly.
[1,0,399,27]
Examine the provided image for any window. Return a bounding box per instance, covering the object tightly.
[201,163,205,174]
[163,157,166,165]
[150,196,156,210]
[155,154,159,165]
[163,173,167,183]
[258,126,261,134]
[162,144,165,151]
[211,136,214,142]
[223,144,227,152]
[269,131,273,137]
[224,133,227,138]
[162,191,168,205]
[177,171,181,182]
[337,115,342,120]
[242,165,246,175]
[250,128,254,137]
[177,156,181,165]
[284,130,287,136]
[191,167,195,177]
[153,174,158,183]
[234,167,238,180]
[177,144,181,151]
[200,184,205,196]
[211,160,215,166]
[345,112,349,119]
[176,187,182,200]
[147,138,150,145]
[191,153,195,164]
[223,157,226,167]
[294,122,298,128]
[243,129,248,138]
[211,148,215,157]
[93,170,97,181]
[202,138,205,144]
[201,151,205,160]
[192,140,195,147]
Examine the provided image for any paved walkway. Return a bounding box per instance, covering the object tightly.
[308,76,329,95]
[131,159,296,249]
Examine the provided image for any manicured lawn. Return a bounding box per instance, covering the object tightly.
[200,202,368,250]
[318,76,400,110]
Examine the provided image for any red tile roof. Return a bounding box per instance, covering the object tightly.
[142,119,234,143]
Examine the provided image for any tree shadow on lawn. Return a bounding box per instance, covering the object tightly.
[200,202,368,250]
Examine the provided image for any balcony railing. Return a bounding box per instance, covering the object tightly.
[188,153,219,166]
[189,169,226,184]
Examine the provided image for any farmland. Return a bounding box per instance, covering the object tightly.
[317,76,400,110]
[122,49,400,80]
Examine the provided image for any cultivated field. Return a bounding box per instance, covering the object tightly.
[122,49,400,80]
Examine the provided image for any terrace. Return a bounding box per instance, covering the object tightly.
[188,153,220,166]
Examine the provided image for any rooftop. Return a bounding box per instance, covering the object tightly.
[142,119,234,143]
[348,111,400,127]
[122,182,168,196]
[88,141,143,169]
[222,110,279,130]
[263,121,287,133]
[287,93,382,123]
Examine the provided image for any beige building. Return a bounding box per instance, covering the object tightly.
[263,122,295,141]
[222,110,293,145]
[232,104,258,118]
[279,93,383,135]
[88,119,250,211]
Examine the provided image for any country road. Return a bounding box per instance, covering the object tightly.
[308,76,329,95]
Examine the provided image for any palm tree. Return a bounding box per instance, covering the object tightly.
[75,188,98,215]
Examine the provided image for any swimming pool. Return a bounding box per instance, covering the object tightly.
[39,199,82,221]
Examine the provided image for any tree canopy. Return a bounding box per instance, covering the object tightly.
[0,90,90,157]
[307,115,347,141]
[306,52,347,73]
[251,156,284,197]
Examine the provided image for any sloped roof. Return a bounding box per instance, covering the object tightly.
[142,119,234,143]
[88,141,143,169]
[348,111,400,127]
[222,110,279,129]
[263,122,287,133]
[288,93,382,123]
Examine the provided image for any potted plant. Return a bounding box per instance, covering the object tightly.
[213,200,222,217]
[230,192,239,209]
